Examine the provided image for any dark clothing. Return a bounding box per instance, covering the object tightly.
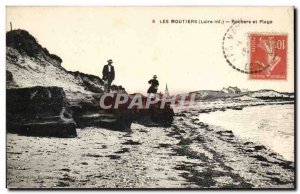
[147,79,159,94]
[102,64,115,92]
[102,64,115,82]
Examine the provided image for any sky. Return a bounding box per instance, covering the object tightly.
[6,7,294,94]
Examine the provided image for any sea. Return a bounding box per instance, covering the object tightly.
[199,104,294,161]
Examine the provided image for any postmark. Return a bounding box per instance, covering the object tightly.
[249,34,287,80]
[222,23,271,74]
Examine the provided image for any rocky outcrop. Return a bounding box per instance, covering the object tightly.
[70,101,133,132]
[7,86,77,138]
[6,29,174,137]
[73,111,132,132]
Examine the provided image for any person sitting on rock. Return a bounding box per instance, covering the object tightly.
[147,75,159,95]
[102,59,115,92]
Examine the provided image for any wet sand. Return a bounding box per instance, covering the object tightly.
[7,109,294,189]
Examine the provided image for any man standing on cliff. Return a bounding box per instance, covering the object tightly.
[102,59,115,92]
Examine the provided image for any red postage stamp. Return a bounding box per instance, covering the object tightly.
[249,34,288,80]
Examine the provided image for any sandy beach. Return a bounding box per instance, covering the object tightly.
[7,104,294,189]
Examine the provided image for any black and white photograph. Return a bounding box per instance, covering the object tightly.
[4,5,296,190]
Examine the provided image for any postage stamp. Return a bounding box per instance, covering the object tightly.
[249,34,288,80]
[222,24,288,78]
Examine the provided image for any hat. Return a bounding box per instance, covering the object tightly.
[107,59,113,63]
[153,75,157,78]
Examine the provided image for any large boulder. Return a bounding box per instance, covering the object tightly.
[70,99,133,132]
[7,86,77,138]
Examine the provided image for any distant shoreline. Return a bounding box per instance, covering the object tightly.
[175,100,294,114]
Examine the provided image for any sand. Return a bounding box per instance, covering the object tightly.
[7,109,294,189]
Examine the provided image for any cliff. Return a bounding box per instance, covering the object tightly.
[6,29,132,137]
[6,29,105,107]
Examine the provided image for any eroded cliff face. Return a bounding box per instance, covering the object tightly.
[7,86,77,137]
[6,30,134,136]
[6,30,105,107]
[6,29,175,137]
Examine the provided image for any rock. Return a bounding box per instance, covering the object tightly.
[254,145,267,151]
[7,86,77,137]
[6,70,17,88]
[71,105,133,132]
[145,108,175,127]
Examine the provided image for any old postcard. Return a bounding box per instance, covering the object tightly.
[6,6,295,189]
